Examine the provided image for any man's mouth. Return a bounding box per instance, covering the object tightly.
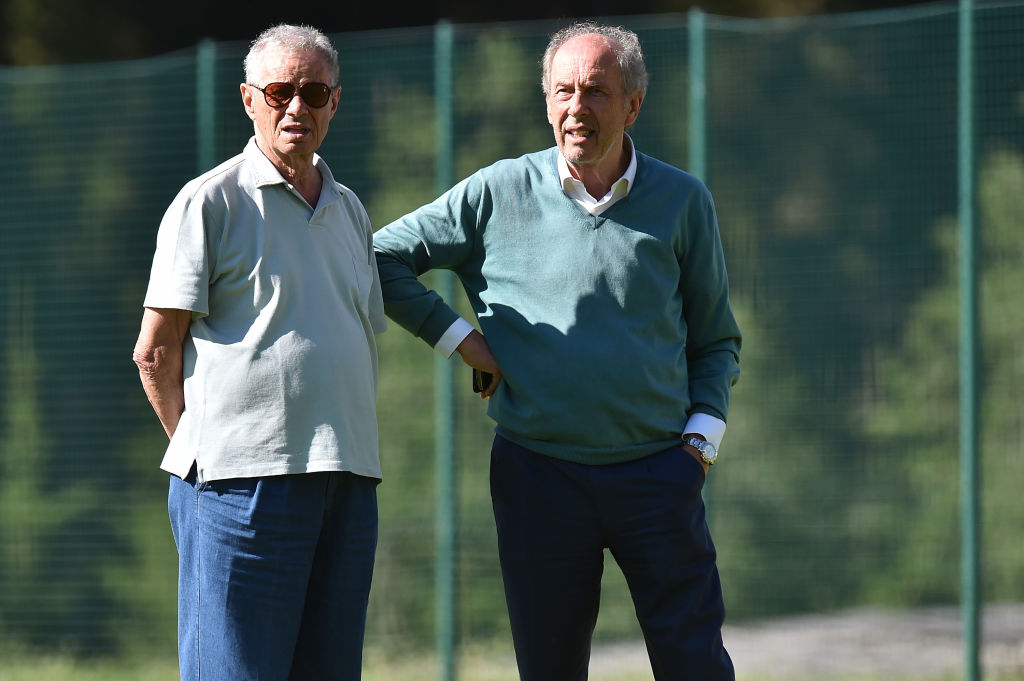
[565,127,593,143]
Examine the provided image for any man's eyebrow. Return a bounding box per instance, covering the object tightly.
[553,77,603,88]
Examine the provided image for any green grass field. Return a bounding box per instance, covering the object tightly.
[1,652,1021,681]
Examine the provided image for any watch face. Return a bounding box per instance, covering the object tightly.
[685,437,716,463]
[689,439,716,463]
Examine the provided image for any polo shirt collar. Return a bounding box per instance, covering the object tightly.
[244,136,343,206]
[246,137,289,187]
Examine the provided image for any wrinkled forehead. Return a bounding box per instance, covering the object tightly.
[254,46,333,84]
[549,35,622,86]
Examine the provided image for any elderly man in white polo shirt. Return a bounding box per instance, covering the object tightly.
[132,24,385,681]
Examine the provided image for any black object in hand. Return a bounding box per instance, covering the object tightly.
[472,368,494,393]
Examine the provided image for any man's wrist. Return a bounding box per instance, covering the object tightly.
[436,317,475,358]
[682,412,726,452]
[682,433,718,466]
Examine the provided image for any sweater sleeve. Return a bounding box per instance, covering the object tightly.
[373,175,481,347]
[680,186,742,423]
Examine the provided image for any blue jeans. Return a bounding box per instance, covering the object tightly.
[490,435,735,681]
[168,468,378,681]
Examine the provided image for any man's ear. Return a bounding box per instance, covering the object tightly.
[328,87,341,119]
[624,92,643,128]
[240,83,257,121]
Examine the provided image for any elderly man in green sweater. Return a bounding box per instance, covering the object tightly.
[373,20,741,681]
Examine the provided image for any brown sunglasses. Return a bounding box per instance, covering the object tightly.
[247,82,337,109]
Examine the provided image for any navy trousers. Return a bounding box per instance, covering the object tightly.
[490,435,735,681]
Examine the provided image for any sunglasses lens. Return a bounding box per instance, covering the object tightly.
[257,82,332,108]
[263,82,296,108]
[299,83,332,108]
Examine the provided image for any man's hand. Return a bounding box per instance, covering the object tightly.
[455,329,502,398]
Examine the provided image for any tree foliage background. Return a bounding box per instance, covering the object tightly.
[1,0,1022,664]
[3,0,941,66]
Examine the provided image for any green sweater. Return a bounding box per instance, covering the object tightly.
[374,146,741,464]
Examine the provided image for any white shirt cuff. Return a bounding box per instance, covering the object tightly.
[683,413,727,452]
[435,317,475,359]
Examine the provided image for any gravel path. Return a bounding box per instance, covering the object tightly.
[590,604,1024,680]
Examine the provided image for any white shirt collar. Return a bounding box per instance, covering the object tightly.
[557,135,637,216]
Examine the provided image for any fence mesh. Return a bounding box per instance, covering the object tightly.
[1,1,1022,677]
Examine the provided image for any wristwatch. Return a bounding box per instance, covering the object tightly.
[683,434,718,466]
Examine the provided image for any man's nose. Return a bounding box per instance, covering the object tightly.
[567,91,587,117]
[286,93,308,114]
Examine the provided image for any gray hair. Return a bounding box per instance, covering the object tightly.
[244,24,340,85]
[541,21,648,99]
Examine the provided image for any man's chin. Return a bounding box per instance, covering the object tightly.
[559,145,595,166]
[274,139,318,158]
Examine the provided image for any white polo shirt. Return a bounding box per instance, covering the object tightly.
[144,137,386,482]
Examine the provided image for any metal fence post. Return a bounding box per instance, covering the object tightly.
[958,1,981,680]
[433,18,457,681]
[688,7,715,511]
[196,38,216,174]
[688,7,707,183]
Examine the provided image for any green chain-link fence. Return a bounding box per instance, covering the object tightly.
[1,2,1022,678]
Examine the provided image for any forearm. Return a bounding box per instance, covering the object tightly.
[373,250,461,346]
[687,343,741,421]
[134,345,185,439]
[133,307,191,439]
[373,177,480,345]
[682,194,742,421]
